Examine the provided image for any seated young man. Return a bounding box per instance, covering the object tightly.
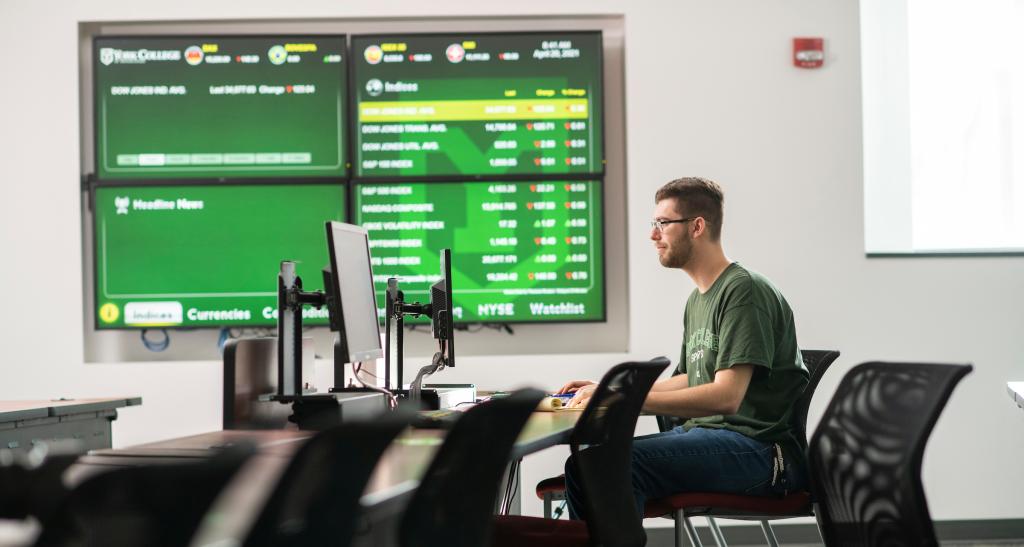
[559,177,809,519]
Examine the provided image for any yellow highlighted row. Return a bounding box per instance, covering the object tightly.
[359,98,589,122]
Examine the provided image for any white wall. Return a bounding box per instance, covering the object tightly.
[1,0,1022,523]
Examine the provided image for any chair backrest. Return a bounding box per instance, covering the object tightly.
[242,411,412,547]
[41,444,254,547]
[809,361,971,547]
[571,357,670,547]
[398,388,545,547]
[793,349,841,443]
[1,446,79,523]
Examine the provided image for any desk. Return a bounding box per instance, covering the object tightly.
[67,410,580,547]
[1008,382,1024,410]
[0,397,141,454]
[66,429,312,486]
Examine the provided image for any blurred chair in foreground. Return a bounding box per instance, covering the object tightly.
[493,358,669,547]
[809,361,971,546]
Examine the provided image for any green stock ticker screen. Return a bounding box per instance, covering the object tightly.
[354,180,605,323]
[94,36,347,180]
[94,184,346,329]
[352,32,603,178]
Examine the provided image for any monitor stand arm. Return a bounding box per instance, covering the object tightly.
[409,351,446,403]
[276,260,326,402]
[385,277,433,392]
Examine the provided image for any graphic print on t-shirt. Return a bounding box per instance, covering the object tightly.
[686,326,719,384]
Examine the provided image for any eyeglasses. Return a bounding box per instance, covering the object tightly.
[650,217,697,232]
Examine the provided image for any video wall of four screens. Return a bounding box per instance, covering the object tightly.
[92,32,606,329]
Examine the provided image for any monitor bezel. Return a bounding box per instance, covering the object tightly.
[325,220,384,363]
[435,248,456,367]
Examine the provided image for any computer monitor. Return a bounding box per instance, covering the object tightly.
[430,249,455,368]
[324,221,383,363]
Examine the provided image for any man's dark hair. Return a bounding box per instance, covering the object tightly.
[654,177,724,241]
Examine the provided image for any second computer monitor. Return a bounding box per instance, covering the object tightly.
[325,221,383,363]
[430,249,455,368]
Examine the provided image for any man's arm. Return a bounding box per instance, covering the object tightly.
[648,373,689,392]
[642,364,754,417]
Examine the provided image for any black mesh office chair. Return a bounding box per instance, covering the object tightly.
[809,361,971,546]
[241,411,412,547]
[37,443,254,547]
[398,388,546,547]
[644,349,840,547]
[492,357,670,547]
[0,445,80,532]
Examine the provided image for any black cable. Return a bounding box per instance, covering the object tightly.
[140,329,170,352]
[500,461,520,514]
[500,466,513,512]
[509,461,519,508]
[552,500,567,519]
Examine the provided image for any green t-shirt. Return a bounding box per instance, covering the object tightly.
[676,263,808,467]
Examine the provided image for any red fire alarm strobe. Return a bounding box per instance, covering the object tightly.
[793,37,824,68]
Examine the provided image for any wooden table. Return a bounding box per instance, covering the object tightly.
[0,397,141,454]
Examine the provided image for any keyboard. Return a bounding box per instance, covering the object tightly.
[412,408,463,429]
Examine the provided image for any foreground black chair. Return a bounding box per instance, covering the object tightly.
[0,443,81,534]
[493,357,670,547]
[398,388,546,547]
[809,361,971,546]
[241,410,412,547]
[644,349,840,547]
[38,443,254,547]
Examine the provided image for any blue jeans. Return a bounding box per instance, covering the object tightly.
[564,426,808,520]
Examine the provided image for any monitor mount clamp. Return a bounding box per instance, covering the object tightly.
[275,260,328,403]
[384,277,447,404]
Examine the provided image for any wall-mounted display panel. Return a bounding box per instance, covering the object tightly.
[94,35,347,181]
[353,180,605,323]
[93,183,345,329]
[352,32,604,179]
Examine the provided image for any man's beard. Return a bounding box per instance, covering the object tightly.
[658,236,692,268]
